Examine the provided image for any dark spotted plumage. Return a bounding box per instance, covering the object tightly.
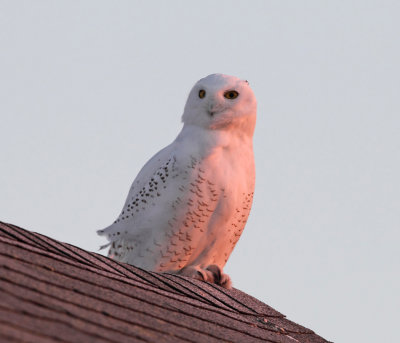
[98,74,257,288]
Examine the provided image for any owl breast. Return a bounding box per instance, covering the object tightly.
[148,137,255,273]
[184,145,255,269]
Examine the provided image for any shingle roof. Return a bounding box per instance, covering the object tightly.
[0,221,330,343]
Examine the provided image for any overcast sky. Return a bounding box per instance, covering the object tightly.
[1,1,399,342]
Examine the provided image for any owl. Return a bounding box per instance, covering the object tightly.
[98,74,257,288]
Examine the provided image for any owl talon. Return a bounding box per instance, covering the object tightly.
[206,264,221,283]
[196,270,206,281]
[206,264,232,289]
[177,265,232,289]
[178,266,205,281]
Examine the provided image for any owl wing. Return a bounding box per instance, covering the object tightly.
[97,141,223,271]
[97,142,175,248]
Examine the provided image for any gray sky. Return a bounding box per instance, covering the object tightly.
[1,1,399,342]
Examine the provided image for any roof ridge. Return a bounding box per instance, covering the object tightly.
[0,221,282,316]
[0,221,331,343]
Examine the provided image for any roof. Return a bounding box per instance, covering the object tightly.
[0,221,330,343]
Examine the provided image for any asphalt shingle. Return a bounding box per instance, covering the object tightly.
[0,221,330,343]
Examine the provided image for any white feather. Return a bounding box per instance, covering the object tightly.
[98,73,257,276]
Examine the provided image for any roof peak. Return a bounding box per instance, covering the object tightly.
[0,220,330,343]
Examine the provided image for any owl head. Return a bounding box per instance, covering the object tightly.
[182,74,257,136]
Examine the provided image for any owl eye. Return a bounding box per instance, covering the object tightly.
[198,89,206,99]
[224,90,239,99]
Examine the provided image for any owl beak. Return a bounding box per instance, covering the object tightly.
[208,100,216,116]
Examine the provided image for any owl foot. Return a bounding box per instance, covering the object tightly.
[178,264,232,289]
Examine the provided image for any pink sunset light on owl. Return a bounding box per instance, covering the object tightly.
[98,74,257,288]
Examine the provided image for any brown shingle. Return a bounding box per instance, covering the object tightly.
[0,221,331,343]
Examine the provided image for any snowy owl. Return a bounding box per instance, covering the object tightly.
[98,73,257,288]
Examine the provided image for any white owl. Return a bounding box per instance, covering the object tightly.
[98,74,257,288]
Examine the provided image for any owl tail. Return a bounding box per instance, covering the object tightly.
[97,227,111,251]
[98,242,111,251]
